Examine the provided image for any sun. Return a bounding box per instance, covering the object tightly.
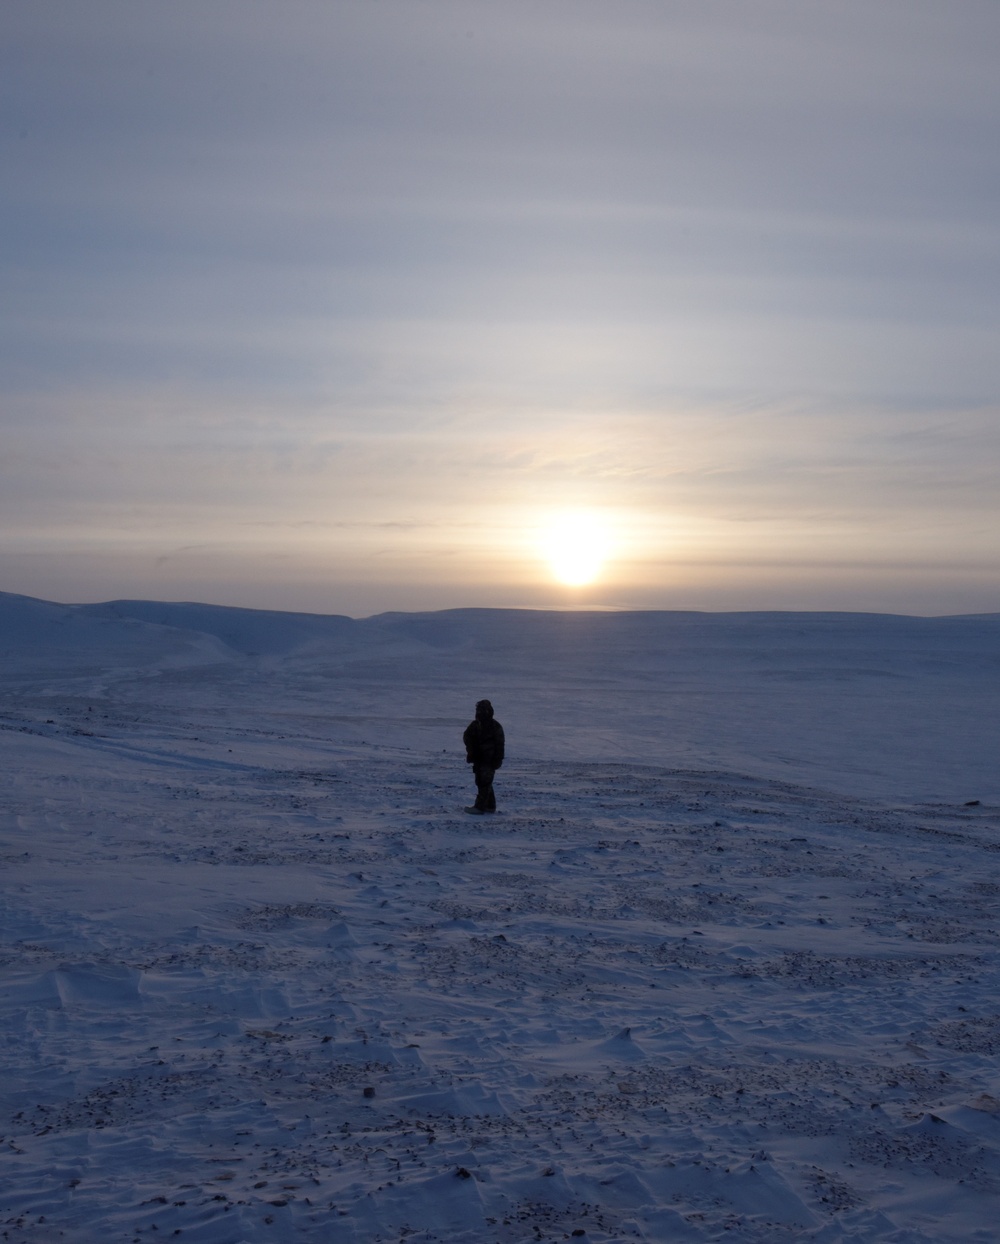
[541,511,612,588]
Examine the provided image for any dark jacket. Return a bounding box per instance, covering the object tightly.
[463,701,505,770]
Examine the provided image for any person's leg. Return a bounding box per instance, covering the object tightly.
[474,766,495,811]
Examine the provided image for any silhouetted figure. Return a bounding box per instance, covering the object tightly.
[463,699,505,814]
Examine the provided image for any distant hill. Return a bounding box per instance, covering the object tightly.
[80,598,357,656]
[3,590,999,801]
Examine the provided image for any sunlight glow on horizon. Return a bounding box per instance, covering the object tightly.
[540,511,615,588]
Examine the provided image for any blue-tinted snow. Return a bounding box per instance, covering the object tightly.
[1,593,999,1241]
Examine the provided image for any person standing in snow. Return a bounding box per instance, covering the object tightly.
[463,699,505,814]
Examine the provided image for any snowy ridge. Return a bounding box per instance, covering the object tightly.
[2,595,999,1241]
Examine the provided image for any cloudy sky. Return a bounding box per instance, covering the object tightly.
[3,0,999,615]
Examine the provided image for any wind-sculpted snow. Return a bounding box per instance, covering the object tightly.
[1,596,999,1240]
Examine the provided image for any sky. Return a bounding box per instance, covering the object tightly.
[3,0,999,617]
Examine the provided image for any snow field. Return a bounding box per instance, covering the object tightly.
[2,596,999,1241]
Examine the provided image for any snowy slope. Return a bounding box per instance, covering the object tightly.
[6,592,997,802]
[2,594,999,1241]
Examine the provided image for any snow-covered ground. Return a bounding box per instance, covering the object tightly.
[2,592,999,1242]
